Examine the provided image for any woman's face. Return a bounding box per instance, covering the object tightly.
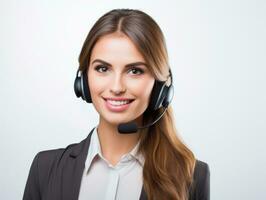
[88,33,155,125]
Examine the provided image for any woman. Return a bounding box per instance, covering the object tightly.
[23,9,210,200]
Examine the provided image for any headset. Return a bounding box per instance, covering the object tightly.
[74,67,174,133]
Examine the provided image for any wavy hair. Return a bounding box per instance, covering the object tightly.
[78,9,196,200]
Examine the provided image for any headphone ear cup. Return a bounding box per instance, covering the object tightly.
[147,80,167,111]
[74,75,82,98]
[162,84,174,108]
[74,70,92,103]
[82,70,92,103]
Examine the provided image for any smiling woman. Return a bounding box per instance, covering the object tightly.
[23,8,210,200]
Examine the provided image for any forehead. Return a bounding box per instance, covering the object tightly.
[90,33,146,65]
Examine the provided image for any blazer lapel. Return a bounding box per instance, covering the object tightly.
[60,127,95,200]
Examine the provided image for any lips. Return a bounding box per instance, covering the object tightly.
[103,97,135,112]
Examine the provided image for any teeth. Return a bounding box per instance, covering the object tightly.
[107,100,131,106]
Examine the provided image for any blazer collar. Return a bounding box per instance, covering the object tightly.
[64,127,147,200]
[69,127,95,158]
[59,127,95,200]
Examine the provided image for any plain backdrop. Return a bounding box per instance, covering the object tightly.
[1,0,265,199]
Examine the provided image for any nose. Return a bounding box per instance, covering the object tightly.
[109,74,126,95]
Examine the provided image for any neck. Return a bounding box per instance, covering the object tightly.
[96,117,141,165]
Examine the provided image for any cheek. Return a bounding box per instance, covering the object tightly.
[88,73,106,100]
[129,78,155,101]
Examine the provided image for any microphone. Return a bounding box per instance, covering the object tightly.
[117,106,168,134]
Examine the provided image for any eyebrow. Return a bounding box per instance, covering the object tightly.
[91,59,148,68]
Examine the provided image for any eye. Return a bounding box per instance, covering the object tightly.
[128,67,144,75]
[94,65,108,73]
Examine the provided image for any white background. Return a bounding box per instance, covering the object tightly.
[1,0,265,199]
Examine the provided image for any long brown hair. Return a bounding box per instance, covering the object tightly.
[78,8,196,200]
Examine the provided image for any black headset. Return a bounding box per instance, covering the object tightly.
[74,68,174,113]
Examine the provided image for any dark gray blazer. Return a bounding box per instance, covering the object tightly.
[23,127,210,200]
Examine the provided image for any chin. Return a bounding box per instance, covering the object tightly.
[101,114,131,125]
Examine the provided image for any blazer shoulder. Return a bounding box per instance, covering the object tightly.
[23,143,79,200]
[36,142,80,172]
[37,143,78,161]
[23,128,95,200]
[31,130,93,181]
[189,159,210,200]
[194,160,210,181]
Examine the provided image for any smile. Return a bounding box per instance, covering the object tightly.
[106,99,131,106]
[103,97,135,112]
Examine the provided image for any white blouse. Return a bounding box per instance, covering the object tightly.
[78,126,145,200]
